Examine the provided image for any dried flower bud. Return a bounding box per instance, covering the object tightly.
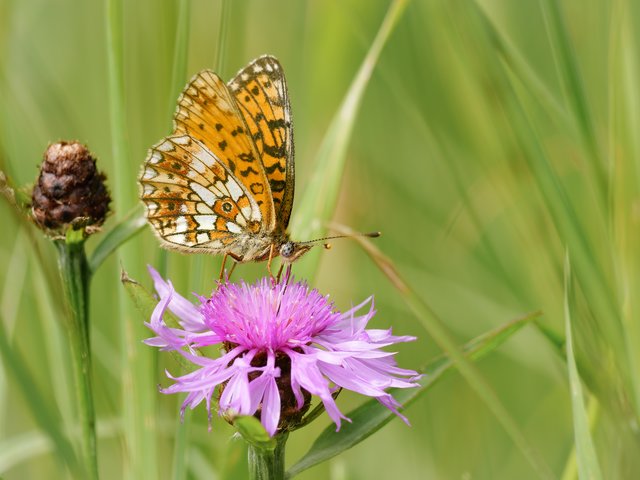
[31,141,110,232]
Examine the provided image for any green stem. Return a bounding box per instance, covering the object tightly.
[248,432,288,480]
[55,235,98,480]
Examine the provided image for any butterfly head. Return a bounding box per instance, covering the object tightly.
[279,241,312,263]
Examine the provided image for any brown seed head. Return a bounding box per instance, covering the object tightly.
[31,141,111,232]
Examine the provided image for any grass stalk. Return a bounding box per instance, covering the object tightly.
[0,310,80,477]
[55,235,98,480]
[106,0,158,477]
[607,0,640,425]
[563,253,603,479]
[538,0,607,202]
[214,0,231,74]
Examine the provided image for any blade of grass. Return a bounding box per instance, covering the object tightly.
[121,269,195,371]
[287,310,540,478]
[190,445,223,480]
[0,418,124,474]
[88,207,146,273]
[469,0,570,127]
[31,249,74,428]
[563,253,603,480]
[167,0,191,119]
[0,311,80,477]
[465,2,613,304]
[214,0,231,74]
[560,399,600,480]
[106,0,158,476]
[371,57,568,350]
[219,438,249,480]
[290,0,409,278]
[157,0,193,283]
[0,171,63,297]
[165,6,193,479]
[504,66,629,398]
[342,229,554,479]
[1,228,27,336]
[538,0,606,201]
[607,0,640,427]
[171,408,191,480]
[0,430,63,473]
[464,2,630,419]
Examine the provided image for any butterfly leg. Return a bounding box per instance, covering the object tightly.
[267,244,277,284]
[283,264,293,285]
[218,252,243,284]
[226,260,238,281]
[275,263,285,283]
[218,254,229,283]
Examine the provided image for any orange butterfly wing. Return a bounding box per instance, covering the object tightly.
[140,56,297,262]
[228,55,295,231]
[173,70,275,230]
[140,135,262,252]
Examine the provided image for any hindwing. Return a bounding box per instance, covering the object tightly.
[140,135,262,252]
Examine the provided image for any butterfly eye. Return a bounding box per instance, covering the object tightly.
[280,242,294,258]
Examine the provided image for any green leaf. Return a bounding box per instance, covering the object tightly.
[233,415,276,452]
[563,254,603,480]
[88,207,146,273]
[120,270,156,317]
[286,311,538,478]
[120,270,194,371]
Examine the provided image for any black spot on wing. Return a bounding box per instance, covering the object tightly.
[267,119,286,129]
[265,162,286,174]
[251,183,264,194]
[263,143,286,158]
[269,180,286,193]
[241,166,260,177]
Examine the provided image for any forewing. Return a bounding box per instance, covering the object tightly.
[139,135,262,253]
[228,55,295,230]
[173,70,275,229]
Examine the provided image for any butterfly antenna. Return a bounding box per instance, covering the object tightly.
[299,231,381,248]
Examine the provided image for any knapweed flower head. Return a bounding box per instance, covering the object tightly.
[145,267,420,437]
[31,141,110,234]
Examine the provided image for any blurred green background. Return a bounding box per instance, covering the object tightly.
[1,0,639,478]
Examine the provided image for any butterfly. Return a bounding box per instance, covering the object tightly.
[139,55,312,278]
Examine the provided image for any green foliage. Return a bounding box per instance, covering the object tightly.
[287,310,537,478]
[563,255,603,480]
[234,417,277,453]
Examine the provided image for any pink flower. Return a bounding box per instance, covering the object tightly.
[145,267,420,437]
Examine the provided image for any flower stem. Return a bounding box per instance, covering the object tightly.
[248,432,288,480]
[55,233,98,480]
